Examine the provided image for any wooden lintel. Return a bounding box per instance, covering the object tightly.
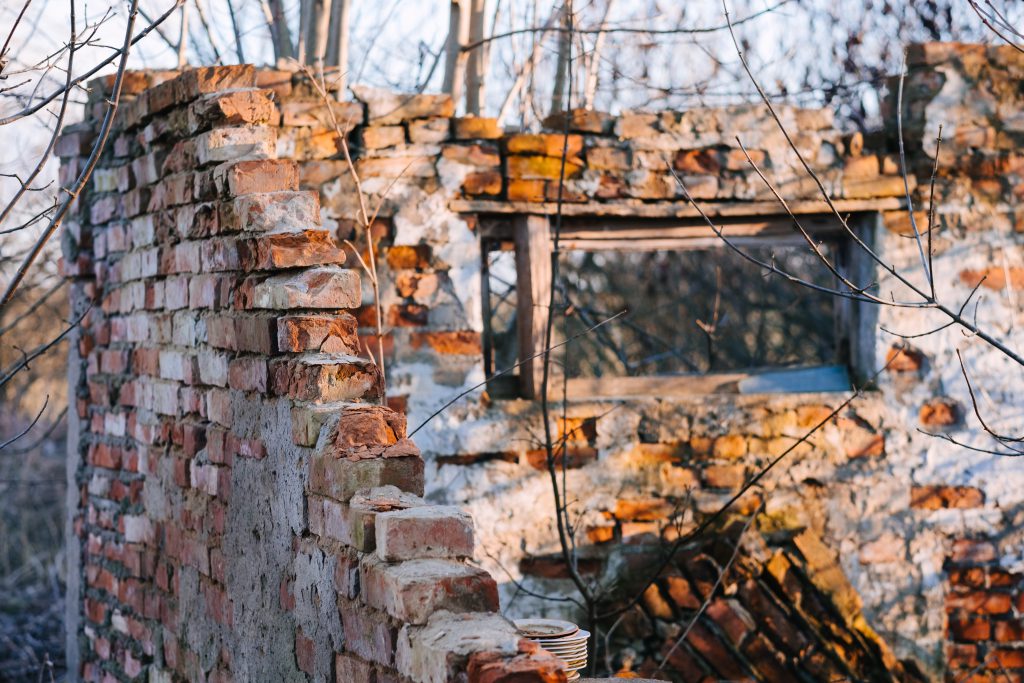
[451,197,904,218]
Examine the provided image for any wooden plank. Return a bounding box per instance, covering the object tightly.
[450,197,904,218]
[559,235,813,252]
[514,215,552,399]
[558,215,840,240]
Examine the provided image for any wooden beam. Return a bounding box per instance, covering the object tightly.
[514,215,552,399]
[450,197,904,218]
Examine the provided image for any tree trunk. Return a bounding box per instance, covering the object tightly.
[583,0,615,110]
[306,0,333,66]
[327,0,351,96]
[465,0,488,115]
[442,0,471,109]
[177,1,190,69]
[550,2,571,116]
[265,0,294,61]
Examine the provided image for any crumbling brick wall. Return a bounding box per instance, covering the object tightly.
[60,66,565,683]
[61,42,1024,682]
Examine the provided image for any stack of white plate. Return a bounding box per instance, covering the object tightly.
[514,618,589,681]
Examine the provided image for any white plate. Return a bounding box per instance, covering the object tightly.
[533,629,590,644]
[514,618,579,638]
[543,645,587,654]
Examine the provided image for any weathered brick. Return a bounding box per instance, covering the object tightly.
[218,159,299,196]
[309,452,424,503]
[252,267,360,309]
[360,557,498,624]
[270,355,381,403]
[195,127,275,166]
[325,486,425,550]
[361,125,406,149]
[375,505,474,561]
[189,89,277,131]
[278,314,359,353]
[453,116,502,140]
[340,604,396,666]
[176,65,257,100]
[231,190,321,232]
[506,155,583,180]
[911,485,985,510]
[228,357,267,392]
[409,331,481,355]
[239,230,347,271]
[950,539,998,565]
[920,399,962,428]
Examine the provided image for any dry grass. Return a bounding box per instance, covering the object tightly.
[0,277,69,681]
[0,410,66,682]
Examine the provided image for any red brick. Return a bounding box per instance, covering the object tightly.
[223,159,298,196]
[911,485,985,510]
[176,65,257,100]
[336,654,376,683]
[270,356,382,403]
[239,230,347,272]
[991,648,1024,669]
[947,589,1013,614]
[375,505,474,561]
[518,556,602,579]
[251,267,361,310]
[886,344,925,372]
[960,266,1024,291]
[920,399,962,428]
[231,190,320,232]
[295,630,316,675]
[949,615,992,642]
[387,303,428,326]
[613,498,674,522]
[228,357,268,393]
[385,245,431,270]
[524,446,597,470]
[278,314,359,353]
[409,331,482,355]
[951,539,998,565]
[339,604,395,666]
[467,646,568,683]
[994,619,1024,641]
[702,463,746,490]
[309,452,424,503]
[190,89,277,131]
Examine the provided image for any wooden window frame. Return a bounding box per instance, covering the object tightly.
[482,210,878,400]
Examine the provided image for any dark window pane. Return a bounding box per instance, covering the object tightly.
[484,245,519,376]
[558,246,839,378]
